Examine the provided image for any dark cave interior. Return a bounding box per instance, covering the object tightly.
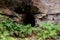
[14,5,35,27]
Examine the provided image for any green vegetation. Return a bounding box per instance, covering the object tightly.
[0,14,60,40]
[35,21,60,40]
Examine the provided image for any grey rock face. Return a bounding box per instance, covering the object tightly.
[33,0,60,26]
[33,0,60,14]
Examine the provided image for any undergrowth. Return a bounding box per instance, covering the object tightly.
[0,14,60,40]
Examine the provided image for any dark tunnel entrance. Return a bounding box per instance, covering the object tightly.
[24,13,35,27]
[14,5,35,27]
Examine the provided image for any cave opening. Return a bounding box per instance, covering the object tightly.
[24,13,35,27]
[14,5,35,27]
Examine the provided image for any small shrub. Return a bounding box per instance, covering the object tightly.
[0,14,60,40]
[0,18,33,37]
[33,21,60,40]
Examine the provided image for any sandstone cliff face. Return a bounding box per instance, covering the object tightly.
[33,0,60,26]
[33,0,60,14]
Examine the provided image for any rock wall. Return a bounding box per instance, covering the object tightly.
[32,0,60,26]
[0,0,60,26]
[0,0,36,26]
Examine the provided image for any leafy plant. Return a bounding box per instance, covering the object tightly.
[35,21,60,40]
[0,18,33,38]
[0,14,60,40]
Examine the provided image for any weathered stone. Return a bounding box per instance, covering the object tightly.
[47,14,60,23]
[33,0,60,26]
[34,14,48,26]
[33,0,60,14]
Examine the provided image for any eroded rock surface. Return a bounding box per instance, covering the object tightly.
[33,0,60,14]
[33,0,60,26]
